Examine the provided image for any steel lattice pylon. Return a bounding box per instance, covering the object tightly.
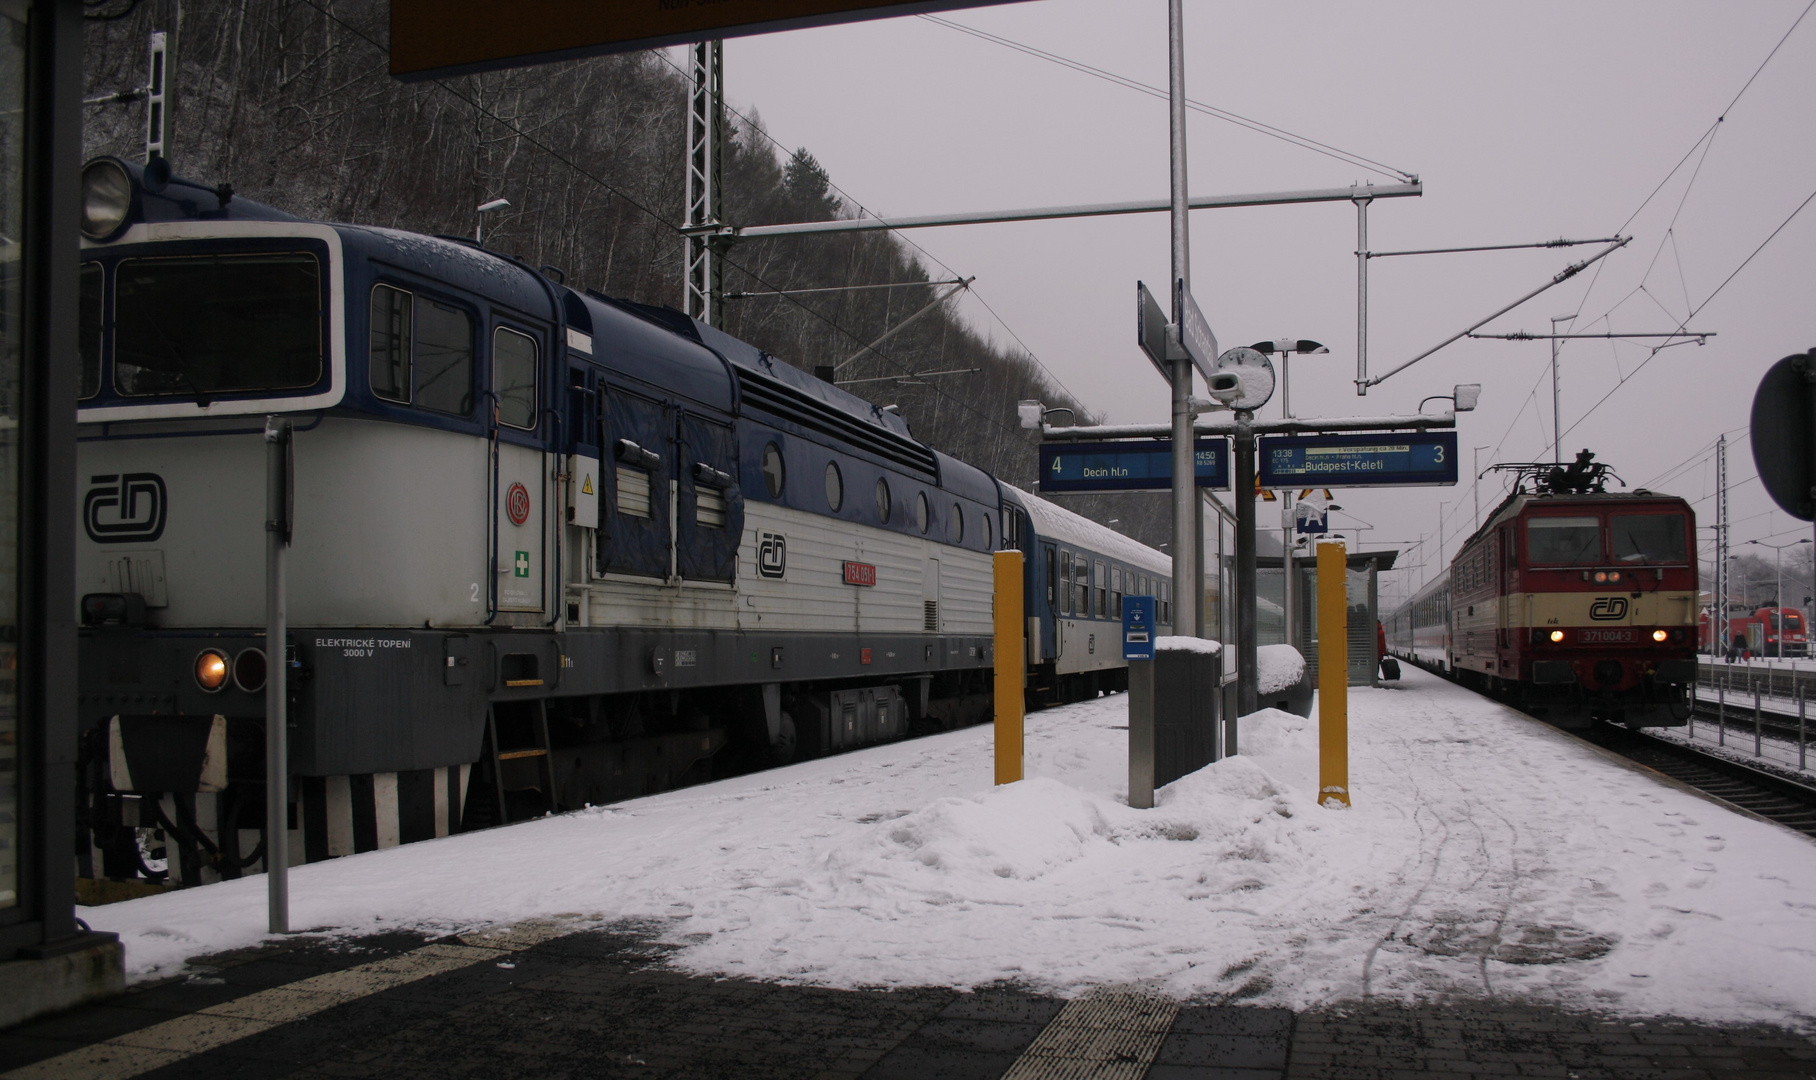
[684,40,725,326]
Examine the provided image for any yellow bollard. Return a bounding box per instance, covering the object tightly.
[1316,539,1350,807]
[993,550,1025,785]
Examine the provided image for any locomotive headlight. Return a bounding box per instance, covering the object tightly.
[194,649,229,693]
[1550,630,1565,643]
[80,158,133,241]
[1652,629,1669,642]
[1593,571,1607,583]
[1609,571,1622,583]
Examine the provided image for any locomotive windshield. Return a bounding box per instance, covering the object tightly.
[1526,515,1601,564]
[114,252,322,398]
[1610,512,1687,564]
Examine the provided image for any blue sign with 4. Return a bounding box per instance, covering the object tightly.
[1039,438,1231,493]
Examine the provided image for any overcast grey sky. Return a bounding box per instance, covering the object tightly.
[711,0,1815,603]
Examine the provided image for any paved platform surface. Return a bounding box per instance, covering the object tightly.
[1,924,1811,1080]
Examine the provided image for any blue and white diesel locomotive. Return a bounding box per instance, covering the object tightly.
[72,157,1173,886]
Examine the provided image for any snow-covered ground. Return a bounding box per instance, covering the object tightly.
[84,667,1816,1029]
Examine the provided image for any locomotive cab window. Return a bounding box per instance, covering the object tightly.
[493,326,538,430]
[1526,515,1602,565]
[115,251,322,398]
[78,262,102,399]
[369,284,411,402]
[1610,513,1687,564]
[415,298,474,416]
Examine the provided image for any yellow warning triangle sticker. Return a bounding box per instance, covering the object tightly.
[581,474,594,495]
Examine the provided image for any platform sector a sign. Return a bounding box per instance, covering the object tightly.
[391,0,1031,79]
[1259,432,1459,488]
[1039,438,1231,493]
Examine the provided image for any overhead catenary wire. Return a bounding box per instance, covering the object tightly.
[918,14,1418,184]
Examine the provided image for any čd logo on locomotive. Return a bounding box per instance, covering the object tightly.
[84,472,167,544]
[1588,597,1629,621]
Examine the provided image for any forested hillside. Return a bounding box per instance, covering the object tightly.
[81,0,1172,547]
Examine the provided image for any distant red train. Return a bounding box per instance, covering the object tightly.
[1699,604,1808,657]
[1387,452,1697,728]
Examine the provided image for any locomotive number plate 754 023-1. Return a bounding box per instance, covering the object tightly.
[1578,629,1635,644]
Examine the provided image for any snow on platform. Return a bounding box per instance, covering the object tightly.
[84,666,1816,1029]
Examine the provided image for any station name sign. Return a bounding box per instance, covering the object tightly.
[1258,432,1458,488]
[391,0,1030,80]
[1039,438,1230,494]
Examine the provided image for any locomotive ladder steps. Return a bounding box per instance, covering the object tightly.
[483,700,558,825]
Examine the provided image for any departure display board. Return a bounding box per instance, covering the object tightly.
[1259,432,1458,488]
[1039,438,1230,493]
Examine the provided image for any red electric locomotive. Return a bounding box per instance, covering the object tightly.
[1415,452,1697,727]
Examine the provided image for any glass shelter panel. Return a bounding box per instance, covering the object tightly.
[0,1,22,910]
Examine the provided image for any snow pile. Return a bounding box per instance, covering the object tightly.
[1256,644,1305,694]
[1154,635,1221,654]
[81,670,1816,1029]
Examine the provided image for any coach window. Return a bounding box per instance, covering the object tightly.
[415,298,474,416]
[1073,552,1090,616]
[1611,513,1687,564]
[762,442,785,498]
[78,262,102,399]
[1160,581,1171,625]
[1059,550,1073,615]
[1526,515,1601,565]
[948,502,964,543]
[494,327,538,430]
[824,461,843,511]
[1046,549,1058,608]
[1110,567,1123,616]
[916,491,930,534]
[1094,560,1108,618]
[875,477,891,523]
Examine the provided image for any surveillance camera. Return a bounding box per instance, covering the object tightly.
[1205,371,1244,404]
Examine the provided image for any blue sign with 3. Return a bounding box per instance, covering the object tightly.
[1259,432,1458,488]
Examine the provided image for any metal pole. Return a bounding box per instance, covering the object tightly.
[264,416,292,934]
[1550,314,1567,463]
[1800,683,1806,772]
[1718,671,1725,746]
[1755,679,1762,757]
[1354,195,1370,395]
[1236,414,1258,726]
[1282,493,1295,658]
[1166,0,1197,640]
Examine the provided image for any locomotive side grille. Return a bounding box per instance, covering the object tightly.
[696,487,727,528]
[923,600,939,632]
[616,466,652,518]
[736,371,939,479]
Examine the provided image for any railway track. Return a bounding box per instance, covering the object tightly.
[1588,721,1816,839]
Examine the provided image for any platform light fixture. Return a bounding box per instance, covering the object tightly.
[475,197,510,246]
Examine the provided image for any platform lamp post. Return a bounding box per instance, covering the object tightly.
[1249,339,1328,661]
[475,196,509,246]
[1747,537,1811,658]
